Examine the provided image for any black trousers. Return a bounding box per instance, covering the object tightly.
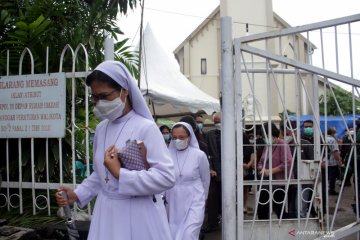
[321,168,327,213]
[206,178,221,228]
[321,166,339,213]
[352,158,360,210]
[257,186,290,219]
[328,165,339,192]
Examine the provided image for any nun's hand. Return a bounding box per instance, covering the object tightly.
[55,186,78,207]
[104,145,121,179]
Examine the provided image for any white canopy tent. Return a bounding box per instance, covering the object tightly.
[139,25,220,118]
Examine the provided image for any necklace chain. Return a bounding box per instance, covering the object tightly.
[175,148,189,177]
[103,116,131,183]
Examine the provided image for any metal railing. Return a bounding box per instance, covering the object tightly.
[221,14,360,240]
[0,44,91,217]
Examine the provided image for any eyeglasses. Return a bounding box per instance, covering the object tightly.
[89,89,118,102]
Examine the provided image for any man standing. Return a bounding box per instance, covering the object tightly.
[203,112,221,233]
[280,120,315,218]
[302,120,315,144]
[341,127,354,186]
[195,113,207,140]
[325,127,343,195]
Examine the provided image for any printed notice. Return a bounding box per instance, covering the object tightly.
[0,73,66,138]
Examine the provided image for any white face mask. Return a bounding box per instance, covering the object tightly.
[93,91,126,121]
[163,134,171,142]
[215,123,221,130]
[348,130,355,139]
[264,137,274,145]
[174,138,189,150]
[284,135,293,144]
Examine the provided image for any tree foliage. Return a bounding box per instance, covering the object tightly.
[319,85,360,115]
[0,0,139,74]
[0,0,139,184]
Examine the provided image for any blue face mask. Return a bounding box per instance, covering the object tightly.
[163,134,171,141]
[197,123,203,131]
[303,127,314,136]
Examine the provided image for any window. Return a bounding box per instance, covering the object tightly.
[201,58,207,75]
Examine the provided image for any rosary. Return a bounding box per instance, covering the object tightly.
[103,117,131,184]
[175,148,190,177]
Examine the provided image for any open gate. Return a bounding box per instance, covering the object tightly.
[221,14,360,239]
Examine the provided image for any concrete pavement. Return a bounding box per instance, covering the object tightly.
[203,183,359,240]
[0,183,358,239]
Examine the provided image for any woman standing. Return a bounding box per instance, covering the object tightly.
[166,122,210,240]
[55,61,175,240]
[257,122,293,219]
[159,125,171,146]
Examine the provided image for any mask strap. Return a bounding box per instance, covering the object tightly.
[187,136,191,146]
[119,89,127,105]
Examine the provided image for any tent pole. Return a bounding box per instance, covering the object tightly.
[151,100,157,122]
[138,0,145,87]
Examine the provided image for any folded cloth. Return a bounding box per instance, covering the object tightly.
[118,139,149,171]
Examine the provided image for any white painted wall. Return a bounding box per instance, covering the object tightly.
[174,0,314,116]
[188,13,220,98]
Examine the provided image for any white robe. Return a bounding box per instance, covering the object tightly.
[74,110,175,240]
[166,146,210,240]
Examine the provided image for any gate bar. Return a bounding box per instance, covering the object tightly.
[221,16,236,240]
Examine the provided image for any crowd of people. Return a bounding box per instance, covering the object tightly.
[55,61,360,240]
[253,119,359,220]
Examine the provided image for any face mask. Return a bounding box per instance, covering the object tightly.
[93,91,125,121]
[284,136,293,143]
[197,123,203,131]
[303,127,314,136]
[249,139,255,144]
[163,134,171,141]
[264,137,274,145]
[347,130,355,140]
[215,123,221,130]
[174,138,189,151]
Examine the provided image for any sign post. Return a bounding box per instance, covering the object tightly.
[0,73,66,138]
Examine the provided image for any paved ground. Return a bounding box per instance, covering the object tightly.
[203,183,359,240]
[1,183,359,240]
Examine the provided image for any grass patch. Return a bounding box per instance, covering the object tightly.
[0,189,62,228]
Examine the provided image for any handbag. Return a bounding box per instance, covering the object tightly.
[118,139,149,171]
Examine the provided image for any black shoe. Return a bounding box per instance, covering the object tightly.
[352,203,356,214]
[329,190,339,196]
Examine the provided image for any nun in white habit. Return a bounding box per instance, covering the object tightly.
[55,60,175,240]
[166,122,210,240]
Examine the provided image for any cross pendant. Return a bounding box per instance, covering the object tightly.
[105,176,109,184]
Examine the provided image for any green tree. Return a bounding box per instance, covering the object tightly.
[319,85,360,116]
[0,0,139,74]
[0,0,139,192]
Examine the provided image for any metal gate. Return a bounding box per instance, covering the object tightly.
[221,14,360,240]
[0,44,92,218]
